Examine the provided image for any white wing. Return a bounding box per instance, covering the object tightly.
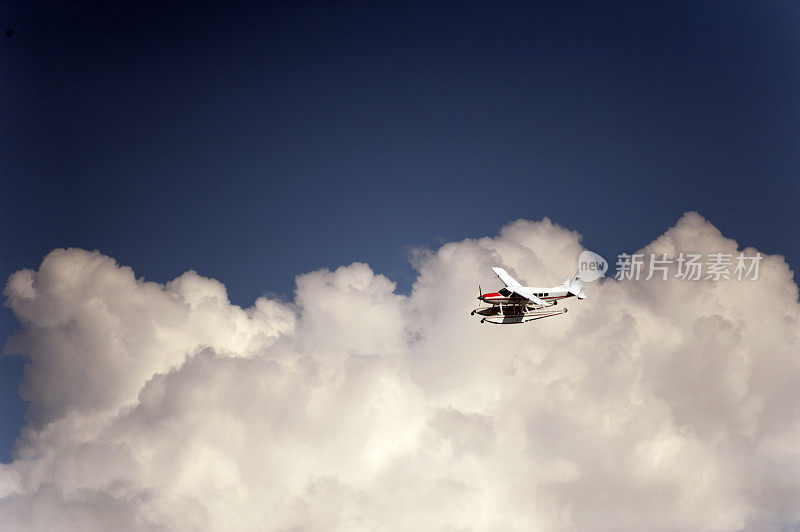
[491,267,550,307]
[508,285,550,307]
[491,267,522,288]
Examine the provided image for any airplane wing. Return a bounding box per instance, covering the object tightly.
[508,285,550,307]
[492,267,550,307]
[491,267,521,288]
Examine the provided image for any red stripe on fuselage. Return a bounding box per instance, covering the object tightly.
[482,293,569,304]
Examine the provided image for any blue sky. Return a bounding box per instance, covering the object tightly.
[1,1,799,462]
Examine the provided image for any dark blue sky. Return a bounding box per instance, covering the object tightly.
[1,1,799,461]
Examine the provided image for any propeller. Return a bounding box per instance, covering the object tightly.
[478,285,483,301]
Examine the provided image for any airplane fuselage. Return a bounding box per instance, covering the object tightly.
[479,286,572,306]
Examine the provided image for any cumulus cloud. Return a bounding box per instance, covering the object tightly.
[1,212,798,530]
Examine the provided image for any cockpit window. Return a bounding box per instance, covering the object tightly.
[499,288,511,297]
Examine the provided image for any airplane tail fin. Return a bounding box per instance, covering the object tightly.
[567,270,587,299]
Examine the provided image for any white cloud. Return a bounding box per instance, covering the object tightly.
[1,213,799,530]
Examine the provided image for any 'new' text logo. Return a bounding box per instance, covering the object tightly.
[578,251,607,282]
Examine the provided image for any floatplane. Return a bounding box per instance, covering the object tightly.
[471,267,587,324]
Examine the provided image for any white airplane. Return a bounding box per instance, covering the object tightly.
[471,267,587,324]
